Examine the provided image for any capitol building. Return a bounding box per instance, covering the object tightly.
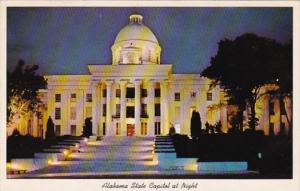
[15,14,291,137]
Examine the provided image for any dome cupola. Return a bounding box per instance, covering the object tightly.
[111,14,161,65]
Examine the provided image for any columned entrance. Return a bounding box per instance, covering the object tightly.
[127,124,135,136]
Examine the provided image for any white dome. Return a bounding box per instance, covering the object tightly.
[114,14,159,44]
[111,14,161,65]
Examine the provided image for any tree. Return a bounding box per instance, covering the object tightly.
[168,123,176,136]
[45,116,55,140]
[7,60,47,134]
[82,117,92,137]
[267,41,292,136]
[190,110,201,138]
[202,33,285,131]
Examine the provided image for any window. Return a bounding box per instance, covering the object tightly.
[115,89,121,98]
[86,93,92,102]
[86,107,92,118]
[155,88,160,97]
[280,99,286,115]
[141,122,147,135]
[37,111,42,119]
[103,123,106,135]
[155,104,161,116]
[55,108,61,120]
[175,92,180,101]
[116,123,120,135]
[70,93,76,102]
[141,104,147,117]
[55,125,61,136]
[116,104,120,117]
[71,125,76,136]
[269,102,275,115]
[191,92,196,98]
[269,122,274,136]
[207,92,212,101]
[103,89,107,97]
[155,122,161,135]
[126,106,135,118]
[103,104,106,116]
[126,88,135,98]
[70,107,76,120]
[280,122,286,133]
[141,89,147,97]
[38,125,43,138]
[55,94,61,102]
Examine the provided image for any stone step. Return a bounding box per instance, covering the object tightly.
[69,153,154,161]
[155,145,174,149]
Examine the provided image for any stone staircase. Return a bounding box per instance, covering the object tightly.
[154,136,198,171]
[70,136,155,161]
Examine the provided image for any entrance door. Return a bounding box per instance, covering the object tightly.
[127,124,135,136]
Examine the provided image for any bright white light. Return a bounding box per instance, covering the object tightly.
[258,152,262,159]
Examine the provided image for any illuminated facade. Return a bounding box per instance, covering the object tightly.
[14,14,291,137]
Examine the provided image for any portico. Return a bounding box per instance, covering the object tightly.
[88,65,172,136]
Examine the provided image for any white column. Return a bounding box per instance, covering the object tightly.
[160,80,169,135]
[92,82,99,135]
[120,81,127,136]
[98,82,103,135]
[148,80,155,136]
[106,81,113,136]
[62,91,69,135]
[32,115,38,137]
[134,80,141,136]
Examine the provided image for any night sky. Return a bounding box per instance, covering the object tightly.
[7,7,292,75]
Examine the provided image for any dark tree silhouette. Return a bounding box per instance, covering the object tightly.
[215,121,222,134]
[267,41,292,136]
[45,116,55,140]
[169,123,176,136]
[205,122,210,134]
[202,33,287,131]
[82,117,93,137]
[7,59,47,132]
[191,110,201,138]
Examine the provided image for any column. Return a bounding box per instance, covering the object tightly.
[262,95,270,135]
[134,80,141,136]
[32,115,38,137]
[160,80,169,135]
[120,81,127,136]
[148,80,155,136]
[92,82,99,135]
[106,81,113,136]
[220,103,228,133]
[98,82,103,135]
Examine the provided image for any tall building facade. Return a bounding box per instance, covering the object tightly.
[11,14,292,137]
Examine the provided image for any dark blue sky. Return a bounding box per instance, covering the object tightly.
[7,7,292,75]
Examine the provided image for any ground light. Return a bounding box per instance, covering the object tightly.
[47,159,53,165]
[6,163,11,169]
[63,149,69,156]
